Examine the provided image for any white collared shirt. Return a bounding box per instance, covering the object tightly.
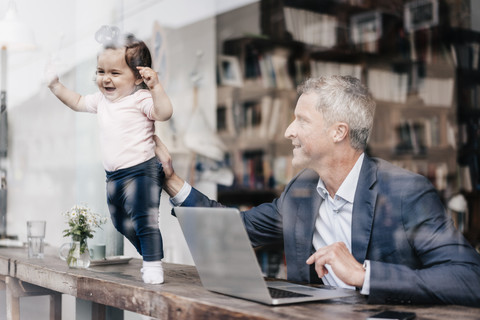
[312,153,365,290]
[170,182,192,207]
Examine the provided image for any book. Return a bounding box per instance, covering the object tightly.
[283,7,337,47]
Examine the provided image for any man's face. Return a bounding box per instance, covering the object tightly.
[284,93,332,170]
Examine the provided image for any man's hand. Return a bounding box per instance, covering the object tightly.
[306,242,365,287]
[153,135,186,197]
[153,135,174,179]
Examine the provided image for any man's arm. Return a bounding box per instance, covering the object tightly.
[154,134,284,245]
[306,171,480,306]
[369,175,480,306]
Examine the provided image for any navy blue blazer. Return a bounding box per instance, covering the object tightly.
[179,155,480,306]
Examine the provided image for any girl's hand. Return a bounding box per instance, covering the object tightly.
[45,61,60,88]
[137,67,160,90]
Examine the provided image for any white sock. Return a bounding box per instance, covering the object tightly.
[141,260,164,284]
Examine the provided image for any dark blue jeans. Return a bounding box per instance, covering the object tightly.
[105,157,164,261]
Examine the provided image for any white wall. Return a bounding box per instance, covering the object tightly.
[0,0,258,318]
[1,0,224,259]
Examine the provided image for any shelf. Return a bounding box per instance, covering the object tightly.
[218,188,279,208]
[457,69,480,81]
[216,0,465,205]
[217,82,297,104]
[458,147,480,157]
[458,109,480,119]
[444,27,480,44]
[376,98,455,112]
[284,0,367,13]
[223,37,305,56]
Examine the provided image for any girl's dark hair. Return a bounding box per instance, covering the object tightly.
[123,34,152,89]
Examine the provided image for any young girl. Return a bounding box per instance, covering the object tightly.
[47,28,173,284]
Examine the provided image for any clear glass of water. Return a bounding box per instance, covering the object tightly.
[27,220,46,258]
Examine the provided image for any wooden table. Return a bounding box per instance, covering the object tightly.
[0,246,479,320]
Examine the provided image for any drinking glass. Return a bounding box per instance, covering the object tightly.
[27,220,46,258]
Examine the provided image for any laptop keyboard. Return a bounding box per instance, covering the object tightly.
[268,287,312,299]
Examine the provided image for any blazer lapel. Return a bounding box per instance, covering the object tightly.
[289,171,322,282]
[300,193,322,282]
[351,156,378,263]
[303,189,322,259]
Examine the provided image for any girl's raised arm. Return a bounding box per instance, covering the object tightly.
[137,66,173,121]
[46,64,87,112]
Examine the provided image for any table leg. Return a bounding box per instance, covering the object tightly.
[92,302,106,320]
[50,292,62,320]
[5,277,20,320]
[5,277,62,320]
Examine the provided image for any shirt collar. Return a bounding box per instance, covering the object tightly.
[316,153,364,203]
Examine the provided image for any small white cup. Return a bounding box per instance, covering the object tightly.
[90,244,106,260]
[27,220,46,258]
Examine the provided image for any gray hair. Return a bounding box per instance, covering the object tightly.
[298,76,376,150]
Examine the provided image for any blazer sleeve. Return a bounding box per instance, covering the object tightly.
[178,187,284,247]
[368,175,480,307]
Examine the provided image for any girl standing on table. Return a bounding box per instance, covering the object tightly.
[47,26,173,284]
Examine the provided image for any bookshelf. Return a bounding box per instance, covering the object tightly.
[217,2,459,194]
[215,0,479,273]
[447,27,480,245]
[216,77,298,197]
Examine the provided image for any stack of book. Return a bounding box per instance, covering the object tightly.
[283,6,338,48]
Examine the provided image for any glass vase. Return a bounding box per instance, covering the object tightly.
[59,240,91,268]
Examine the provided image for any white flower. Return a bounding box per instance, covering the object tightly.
[63,204,106,240]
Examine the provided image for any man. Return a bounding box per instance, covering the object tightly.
[155,76,480,306]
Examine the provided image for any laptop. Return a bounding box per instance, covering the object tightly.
[174,206,356,305]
